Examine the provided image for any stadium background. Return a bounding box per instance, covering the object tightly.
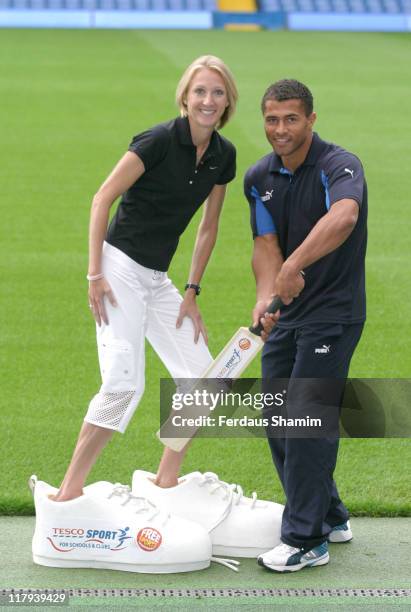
[1,0,411,29]
[0,3,410,523]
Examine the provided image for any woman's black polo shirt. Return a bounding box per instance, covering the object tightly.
[244,133,367,328]
[106,116,236,271]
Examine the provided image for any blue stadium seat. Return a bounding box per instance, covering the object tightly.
[151,0,166,9]
[315,0,332,12]
[331,0,350,12]
[349,0,365,12]
[133,0,149,8]
[259,0,273,8]
[117,0,131,9]
[299,0,315,11]
[383,0,400,11]
[366,0,382,10]
[282,0,297,10]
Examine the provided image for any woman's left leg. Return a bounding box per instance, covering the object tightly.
[145,275,213,487]
[154,445,191,488]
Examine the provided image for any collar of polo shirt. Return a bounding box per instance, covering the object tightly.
[175,116,223,161]
[268,132,326,174]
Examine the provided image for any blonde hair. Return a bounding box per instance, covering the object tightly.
[176,55,238,129]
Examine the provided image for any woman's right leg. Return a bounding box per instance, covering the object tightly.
[54,244,150,501]
[53,423,114,501]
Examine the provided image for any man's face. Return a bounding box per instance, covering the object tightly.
[263,98,316,158]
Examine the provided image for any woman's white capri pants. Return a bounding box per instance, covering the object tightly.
[84,243,213,433]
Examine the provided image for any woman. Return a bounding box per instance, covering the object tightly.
[57,54,238,499]
[33,56,282,569]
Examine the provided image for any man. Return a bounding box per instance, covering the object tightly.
[244,79,367,572]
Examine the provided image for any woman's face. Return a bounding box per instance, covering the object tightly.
[185,68,228,131]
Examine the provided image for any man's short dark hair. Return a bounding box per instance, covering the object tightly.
[261,79,314,116]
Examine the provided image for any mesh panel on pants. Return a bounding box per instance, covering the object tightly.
[85,390,136,430]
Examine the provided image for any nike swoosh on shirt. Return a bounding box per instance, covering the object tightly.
[209,166,218,170]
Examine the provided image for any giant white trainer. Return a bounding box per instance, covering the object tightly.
[132,470,284,557]
[29,475,211,574]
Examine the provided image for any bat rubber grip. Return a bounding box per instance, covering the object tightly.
[249,296,284,336]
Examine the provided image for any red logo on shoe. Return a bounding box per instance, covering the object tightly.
[136,527,162,551]
[239,338,251,350]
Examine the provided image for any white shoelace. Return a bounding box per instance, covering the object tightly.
[199,472,258,507]
[108,484,162,522]
[198,472,258,532]
[211,556,240,572]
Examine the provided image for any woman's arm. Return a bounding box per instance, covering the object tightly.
[176,183,227,343]
[88,151,145,326]
[185,183,226,287]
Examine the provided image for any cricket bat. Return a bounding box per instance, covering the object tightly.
[157,296,283,451]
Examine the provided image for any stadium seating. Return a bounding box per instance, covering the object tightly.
[0,0,409,11]
[0,0,217,8]
[0,0,409,31]
[260,0,411,11]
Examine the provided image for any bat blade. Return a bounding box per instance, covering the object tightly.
[201,327,263,379]
[157,327,263,451]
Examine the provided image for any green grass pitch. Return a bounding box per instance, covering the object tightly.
[0,28,410,516]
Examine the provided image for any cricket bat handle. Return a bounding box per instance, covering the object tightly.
[249,296,284,336]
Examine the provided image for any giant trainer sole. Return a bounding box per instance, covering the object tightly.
[33,555,210,574]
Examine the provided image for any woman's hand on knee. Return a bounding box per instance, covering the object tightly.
[88,278,117,326]
[176,297,208,345]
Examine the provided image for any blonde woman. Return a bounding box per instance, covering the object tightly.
[31,56,282,573]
